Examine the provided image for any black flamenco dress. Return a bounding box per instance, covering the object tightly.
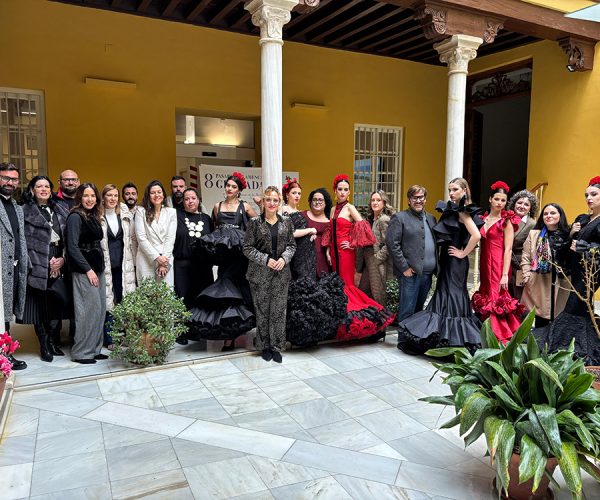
[397,199,484,354]
[187,202,255,340]
[535,214,600,365]
[326,202,395,341]
[284,211,346,347]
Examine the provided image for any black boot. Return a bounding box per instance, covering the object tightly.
[48,320,64,356]
[34,324,54,362]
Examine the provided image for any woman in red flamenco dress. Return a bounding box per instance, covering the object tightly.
[324,174,395,341]
[471,181,525,343]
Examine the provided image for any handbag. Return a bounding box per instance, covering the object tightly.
[47,276,72,310]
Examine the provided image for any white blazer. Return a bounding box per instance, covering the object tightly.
[135,206,177,287]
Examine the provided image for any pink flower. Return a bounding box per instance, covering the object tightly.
[0,355,12,377]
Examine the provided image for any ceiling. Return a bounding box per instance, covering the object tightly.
[52,0,540,65]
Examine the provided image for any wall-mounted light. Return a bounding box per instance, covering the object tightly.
[84,77,137,90]
[291,102,327,110]
[184,115,195,144]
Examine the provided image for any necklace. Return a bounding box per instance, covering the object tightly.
[185,216,204,238]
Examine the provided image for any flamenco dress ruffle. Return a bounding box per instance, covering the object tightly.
[471,210,524,343]
[397,199,484,354]
[188,220,255,341]
[328,212,395,341]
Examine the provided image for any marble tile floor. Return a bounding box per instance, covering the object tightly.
[2,335,600,499]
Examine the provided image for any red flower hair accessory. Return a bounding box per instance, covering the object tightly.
[333,174,349,191]
[589,176,600,187]
[491,180,510,193]
[282,176,299,198]
[231,171,248,190]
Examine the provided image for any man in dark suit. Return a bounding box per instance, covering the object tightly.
[0,163,28,369]
[386,185,438,330]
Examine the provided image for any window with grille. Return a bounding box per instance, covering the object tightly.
[353,124,403,215]
[0,88,47,190]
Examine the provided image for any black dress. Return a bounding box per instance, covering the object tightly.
[174,210,214,308]
[397,199,484,354]
[187,203,255,340]
[535,214,600,364]
[284,211,346,347]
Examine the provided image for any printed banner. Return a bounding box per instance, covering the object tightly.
[197,165,300,213]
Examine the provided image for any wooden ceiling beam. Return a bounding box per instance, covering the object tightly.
[290,0,362,39]
[360,23,421,51]
[186,0,212,22]
[345,15,414,48]
[211,0,240,26]
[230,11,251,30]
[328,8,402,46]
[285,0,334,30]
[379,29,426,53]
[310,3,387,43]
[137,0,153,12]
[162,0,182,17]
[380,0,600,41]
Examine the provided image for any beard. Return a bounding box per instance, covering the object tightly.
[62,185,78,197]
[125,198,137,208]
[0,184,15,197]
[173,192,184,202]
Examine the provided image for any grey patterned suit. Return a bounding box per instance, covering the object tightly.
[0,196,27,323]
[243,215,296,352]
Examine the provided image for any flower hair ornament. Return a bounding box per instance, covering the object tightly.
[282,175,298,196]
[491,180,510,193]
[589,176,600,187]
[231,171,248,190]
[333,174,350,191]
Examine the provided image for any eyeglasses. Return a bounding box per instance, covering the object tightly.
[61,178,79,183]
[312,199,325,204]
[410,196,426,202]
[0,175,19,184]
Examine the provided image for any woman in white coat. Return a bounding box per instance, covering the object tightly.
[135,180,177,287]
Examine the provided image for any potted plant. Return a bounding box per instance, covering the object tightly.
[0,331,20,394]
[422,310,600,499]
[109,278,190,366]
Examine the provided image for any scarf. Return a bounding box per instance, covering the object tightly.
[334,200,348,219]
[532,227,551,274]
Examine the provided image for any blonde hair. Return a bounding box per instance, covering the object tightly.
[367,190,394,222]
[102,183,121,215]
[449,177,472,203]
[262,185,282,212]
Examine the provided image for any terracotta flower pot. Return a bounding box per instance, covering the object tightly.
[495,453,557,499]
[585,366,600,390]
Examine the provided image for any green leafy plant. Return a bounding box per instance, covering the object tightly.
[385,279,399,313]
[109,278,191,366]
[422,310,600,499]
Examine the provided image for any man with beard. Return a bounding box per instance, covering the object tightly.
[53,169,80,211]
[121,182,139,215]
[0,163,28,369]
[166,175,186,210]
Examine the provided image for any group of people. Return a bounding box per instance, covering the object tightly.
[2,159,600,368]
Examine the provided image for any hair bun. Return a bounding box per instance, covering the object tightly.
[333,174,349,191]
[491,180,510,193]
[231,171,248,190]
[589,176,600,187]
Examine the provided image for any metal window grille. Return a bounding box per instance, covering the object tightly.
[0,88,47,190]
[353,124,403,215]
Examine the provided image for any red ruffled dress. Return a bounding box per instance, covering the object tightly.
[471,210,525,343]
[324,202,395,340]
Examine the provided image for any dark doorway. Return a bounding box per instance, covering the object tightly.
[464,62,532,206]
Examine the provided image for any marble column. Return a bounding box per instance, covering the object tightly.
[246,0,299,190]
[434,34,483,190]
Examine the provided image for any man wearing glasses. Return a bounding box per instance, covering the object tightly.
[53,169,80,211]
[386,185,438,330]
[0,163,28,369]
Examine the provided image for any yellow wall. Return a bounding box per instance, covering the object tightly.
[0,0,448,209]
[470,40,600,221]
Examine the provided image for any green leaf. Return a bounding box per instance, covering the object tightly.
[484,415,506,464]
[559,373,594,405]
[518,434,546,492]
[460,393,494,436]
[471,348,503,365]
[531,405,563,459]
[556,410,596,452]
[524,359,564,392]
[527,331,540,360]
[440,412,461,429]
[425,347,470,358]
[578,455,600,483]
[502,310,535,372]
[419,396,455,406]
[486,360,522,402]
[495,419,516,496]
[492,385,524,413]
[481,319,501,349]
[454,384,483,409]
[557,441,582,496]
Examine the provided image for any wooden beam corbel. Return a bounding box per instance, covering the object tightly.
[558,36,596,72]
[294,0,321,14]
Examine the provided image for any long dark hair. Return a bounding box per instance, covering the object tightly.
[142,180,167,223]
[534,203,570,234]
[308,188,333,219]
[23,175,55,206]
[72,183,103,224]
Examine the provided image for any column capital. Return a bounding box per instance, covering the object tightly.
[245,0,299,44]
[434,34,482,74]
